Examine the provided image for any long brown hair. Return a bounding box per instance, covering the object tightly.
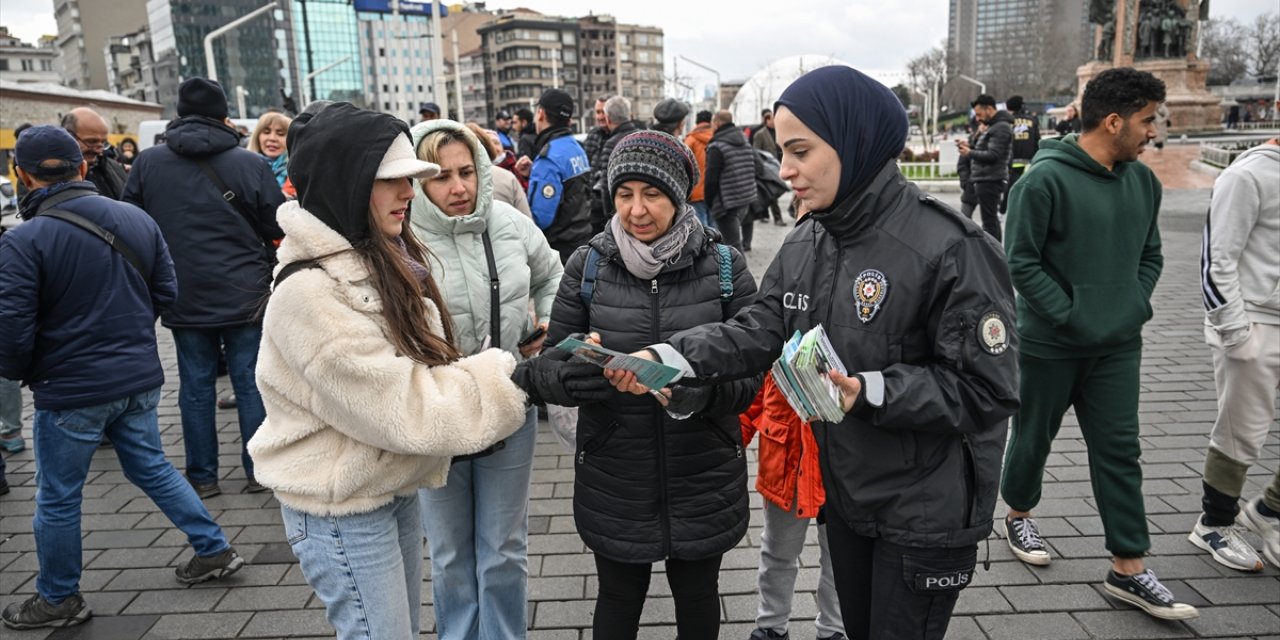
[354,209,460,366]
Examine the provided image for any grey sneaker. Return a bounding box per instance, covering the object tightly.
[1,593,91,630]
[1004,516,1051,566]
[1238,496,1280,567]
[175,547,245,585]
[1188,517,1263,572]
[1103,569,1198,620]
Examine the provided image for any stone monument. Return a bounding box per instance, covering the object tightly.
[1077,0,1221,132]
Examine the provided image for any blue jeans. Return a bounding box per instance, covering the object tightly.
[172,324,266,484]
[0,377,21,435]
[691,201,716,230]
[282,495,423,640]
[419,407,536,639]
[33,387,229,603]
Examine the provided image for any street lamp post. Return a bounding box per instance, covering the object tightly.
[956,73,986,96]
[302,55,353,105]
[678,55,721,111]
[204,2,278,83]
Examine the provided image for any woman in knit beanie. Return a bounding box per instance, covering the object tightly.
[543,129,762,639]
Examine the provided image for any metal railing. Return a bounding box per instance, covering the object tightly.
[899,162,957,180]
[1199,137,1272,168]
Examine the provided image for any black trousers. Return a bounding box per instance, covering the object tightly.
[826,514,977,640]
[593,552,723,640]
[713,205,749,252]
[1000,165,1027,214]
[972,181,1004,242]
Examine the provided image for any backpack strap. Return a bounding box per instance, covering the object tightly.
[714,243,734,315]
[579,246,602,308]
[273,260,321,288]
[38,208,151,283]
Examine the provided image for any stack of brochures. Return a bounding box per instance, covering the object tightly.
[771,325,848,423]
[553,337,683,391]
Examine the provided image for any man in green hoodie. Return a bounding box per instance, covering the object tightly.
[999,67,1198,621]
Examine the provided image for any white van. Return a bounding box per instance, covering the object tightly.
[137,118,260,151]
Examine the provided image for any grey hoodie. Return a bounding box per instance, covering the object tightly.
[1202,142,1280,344]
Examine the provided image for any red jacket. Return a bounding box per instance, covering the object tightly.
[740,373,826,518]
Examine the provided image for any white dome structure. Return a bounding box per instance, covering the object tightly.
[728,55,897,124]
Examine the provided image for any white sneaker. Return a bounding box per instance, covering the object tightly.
[1188,518,1264,572]
[1237,496,1280,568]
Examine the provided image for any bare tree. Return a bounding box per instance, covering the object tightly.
[1200,18,1249,85]
[1246,12,1280,79]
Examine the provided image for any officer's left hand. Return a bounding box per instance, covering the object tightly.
[827,369,863,413]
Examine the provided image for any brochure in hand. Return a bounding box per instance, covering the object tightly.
[771,324,848,423]
[553,337,683,391]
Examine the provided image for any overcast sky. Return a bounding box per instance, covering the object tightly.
[1,0,1270,88]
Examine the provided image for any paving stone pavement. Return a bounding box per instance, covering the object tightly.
[1,186,1277,639]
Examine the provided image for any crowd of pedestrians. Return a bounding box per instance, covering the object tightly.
[0,59,1276,640]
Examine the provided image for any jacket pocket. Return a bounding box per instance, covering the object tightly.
[1065,282,1150,346]
[576,421,621,465]
[709,421,745,459]
[281,507,308,545]
[901,550,978,596]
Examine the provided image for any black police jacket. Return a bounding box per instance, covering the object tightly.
[667,160,1020,549]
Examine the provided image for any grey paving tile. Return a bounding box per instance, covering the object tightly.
[999,583,1109,612]
[975,612,1088,640]
[1186,576,1280,605]
[46,614,159,640]
[944,616,988,639]
[123,588,227,614]
[238,609,334,637]
[954,586,1013,615]
[1183,604,1280,637]
[141,612,251,639]
[533,599,595,629]
[214,585,314,611]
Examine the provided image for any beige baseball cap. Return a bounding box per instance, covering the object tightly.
[375,134,440,181]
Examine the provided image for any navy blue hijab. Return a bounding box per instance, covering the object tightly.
[774,65,908,210]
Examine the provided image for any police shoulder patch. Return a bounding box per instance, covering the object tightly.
[977,310,1009,355]
[541,184,556,199]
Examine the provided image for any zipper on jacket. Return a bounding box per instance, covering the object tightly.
[577,421,622,465]
[961,435,977,530]
[651,278,672,557]
[821,242,851,517]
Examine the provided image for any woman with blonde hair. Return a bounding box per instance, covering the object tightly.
[248,111,292,188]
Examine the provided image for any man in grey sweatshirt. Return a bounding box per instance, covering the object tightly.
[1190,138,1280,573]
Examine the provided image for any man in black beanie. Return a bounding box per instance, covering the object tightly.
[122,77,284,499]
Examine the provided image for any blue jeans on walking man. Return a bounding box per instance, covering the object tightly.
[32,387,231,604]
[172,324,266,485]
[419,406,538,639]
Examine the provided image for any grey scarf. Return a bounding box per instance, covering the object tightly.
[610,204,700,280]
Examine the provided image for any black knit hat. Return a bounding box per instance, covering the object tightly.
[607,130,699,207]
[177,78,229,120]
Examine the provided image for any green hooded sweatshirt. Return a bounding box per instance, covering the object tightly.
[1005,134,1163,359]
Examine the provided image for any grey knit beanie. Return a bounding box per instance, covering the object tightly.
[606,130,699,207]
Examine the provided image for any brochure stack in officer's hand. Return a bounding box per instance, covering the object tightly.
[771,325,848,423]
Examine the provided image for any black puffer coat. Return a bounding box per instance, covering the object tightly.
[546,220,760,563]
[968,110,1014,184]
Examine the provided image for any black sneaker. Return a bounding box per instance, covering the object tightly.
[175,547,245,585]
[1103,569,1199,620]
[749,628,789,640]
[241,479,269,494]
[1,593,91,629]
[1004,516,1051,566]
[0,477,9,497]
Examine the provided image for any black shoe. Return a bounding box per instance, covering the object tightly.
[819,635,846,640]
[242,479,269,494]
[749,628,788,640]
[175,547,245,585]
[188,478,222,500]
[1103,569,1199,620]
[216,394,237,410]
[1004,516,1051,565]
[1,593,91,630]
[0,477,9,496]
[773,219,788,226]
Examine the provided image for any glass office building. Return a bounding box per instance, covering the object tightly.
[292,0,364,105]
[146,0,296,118]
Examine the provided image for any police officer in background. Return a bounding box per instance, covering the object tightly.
[611,65,1020,640]
[516,89,593,263]
[1001,95,1040,218]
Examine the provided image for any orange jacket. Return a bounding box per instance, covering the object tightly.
[740,373,826,518]
[684,124,713,203]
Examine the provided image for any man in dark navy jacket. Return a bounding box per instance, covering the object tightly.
[0,126,242,631]
[123,77,284,498]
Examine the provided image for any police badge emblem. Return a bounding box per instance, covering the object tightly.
[978,311,1009,355]
[853,269,888,323]
[542,184,556,199]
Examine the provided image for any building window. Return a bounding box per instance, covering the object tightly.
[0,60,7,71]
[379,47,386,57]
[21,59,34,71]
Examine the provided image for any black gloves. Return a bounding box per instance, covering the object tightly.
[511,348,614,407]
